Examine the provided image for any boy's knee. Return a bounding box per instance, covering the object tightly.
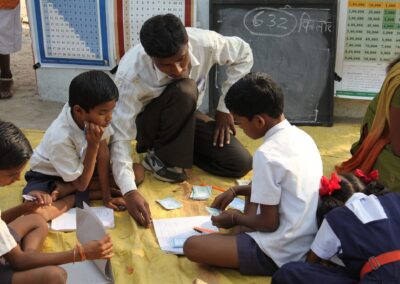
[25,213,49,233]
[168,78,198,108]
[47,267,67,284]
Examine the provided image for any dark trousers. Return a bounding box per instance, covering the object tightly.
[136,78,252,178]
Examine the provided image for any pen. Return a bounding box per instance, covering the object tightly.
[22,194,37,201]
[193,226,218,234]
[199,183,225,193]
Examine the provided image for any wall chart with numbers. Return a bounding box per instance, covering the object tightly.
[115,0,194,58]
[335,0,400,99]
[27,0,194,68]
[28,0,113,68]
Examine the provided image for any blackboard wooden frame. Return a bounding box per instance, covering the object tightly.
[209,0,337,126]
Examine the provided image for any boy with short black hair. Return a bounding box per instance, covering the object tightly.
[23,70,144,220]
[183,72,323,276]
[0,120,113,284]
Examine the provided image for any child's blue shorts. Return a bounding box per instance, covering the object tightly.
[236,233,279,276]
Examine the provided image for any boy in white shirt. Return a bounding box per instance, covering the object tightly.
[0,120,113,284]
[183,72,322,275]
[23,71,144,220]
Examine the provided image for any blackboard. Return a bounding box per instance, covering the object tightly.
[210,0,337,125]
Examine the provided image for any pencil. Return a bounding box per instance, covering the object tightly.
[199,183,226,192]
[193,226,218,234]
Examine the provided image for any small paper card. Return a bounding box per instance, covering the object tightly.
[205,207,221,216]
[228,198,245,212]
[156,197,183,210]
[190,185,212,200]
[172,237,187,248]
[236,179,251,186]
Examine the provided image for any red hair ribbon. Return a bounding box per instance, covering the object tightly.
[354,169,379,184]
[319,172,342,197]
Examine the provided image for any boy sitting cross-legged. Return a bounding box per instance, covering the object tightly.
[23,70,145,221]
[183,72,323,276]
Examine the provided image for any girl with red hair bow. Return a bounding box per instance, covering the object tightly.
[273,171,400,284]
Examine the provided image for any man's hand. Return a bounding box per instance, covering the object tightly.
[124,190,152,228]
[213,111,236,147]
[210,188,236,210]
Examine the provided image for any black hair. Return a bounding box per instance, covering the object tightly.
[317,172,386,227]
[68,70,119,112]
[0,121,32,170]
[140,14,188,58]
[225,72,284,120]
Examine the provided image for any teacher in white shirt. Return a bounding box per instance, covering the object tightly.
[110,14,253,227]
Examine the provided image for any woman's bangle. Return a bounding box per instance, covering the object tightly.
[76,244,86,261]
[229,187,237,197]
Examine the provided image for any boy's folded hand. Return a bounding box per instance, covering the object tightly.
[84,122,105,146]
[82,234,113,260]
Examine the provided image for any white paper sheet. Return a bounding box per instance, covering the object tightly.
[51,206,115,231]
[153,216,219,254]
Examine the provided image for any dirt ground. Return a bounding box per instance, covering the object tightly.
[0,1,63,130]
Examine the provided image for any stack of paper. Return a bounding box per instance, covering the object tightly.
[153,216,219,254]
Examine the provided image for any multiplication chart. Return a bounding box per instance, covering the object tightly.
[122,0,192,52]
[336,0,400,98]
[31,0,111,67]
[345,0,400,62]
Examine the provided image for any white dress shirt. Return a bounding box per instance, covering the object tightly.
[0,210,17,260]
[311,193,388,260]
[247,120,323,267]
[110,27,253,194]
[30,103,113,182]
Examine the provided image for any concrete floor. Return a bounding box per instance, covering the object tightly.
[0,2,63,130]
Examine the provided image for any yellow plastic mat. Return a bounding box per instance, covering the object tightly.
[0,124,359,283]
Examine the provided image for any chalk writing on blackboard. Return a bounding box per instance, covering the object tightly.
[243,6,333,37]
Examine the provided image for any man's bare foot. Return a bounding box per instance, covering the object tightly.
[51,182,76,201]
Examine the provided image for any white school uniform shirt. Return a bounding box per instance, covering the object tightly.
[30,103,114,182]
[110,27,253,194]
[0,210,17,260]
[247,119,322,267]
[311,192,388,260]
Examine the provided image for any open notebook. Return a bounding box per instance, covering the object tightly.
[59,203,114,284]
[51,206,114,231]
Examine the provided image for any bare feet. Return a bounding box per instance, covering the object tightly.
[51,182,76,201]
